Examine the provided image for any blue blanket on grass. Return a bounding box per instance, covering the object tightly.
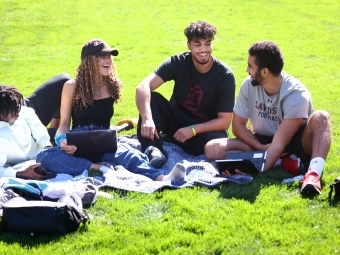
[1,137,253,194]
[96,137,253,193]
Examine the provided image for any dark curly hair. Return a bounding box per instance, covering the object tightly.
[184,20,217,41]
[73,55,122,109]
[0,85,24,119]
[248,41,284,76]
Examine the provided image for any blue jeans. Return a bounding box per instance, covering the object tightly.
[36,124,163,180]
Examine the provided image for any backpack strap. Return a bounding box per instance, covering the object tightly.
[58,194,90,226]
[329,182,334,201]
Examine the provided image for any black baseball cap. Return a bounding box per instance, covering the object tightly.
[81,38,119,60]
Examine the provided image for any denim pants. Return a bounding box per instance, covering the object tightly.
[36,124,163,180]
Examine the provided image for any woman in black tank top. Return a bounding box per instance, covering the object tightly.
[36,38,186,182]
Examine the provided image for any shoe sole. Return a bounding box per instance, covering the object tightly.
[301,184,321,195]
[150,157,167,168]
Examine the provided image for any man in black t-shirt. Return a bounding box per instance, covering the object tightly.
[136,20,236,168]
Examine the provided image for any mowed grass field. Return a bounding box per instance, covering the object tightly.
[0,0,340,254]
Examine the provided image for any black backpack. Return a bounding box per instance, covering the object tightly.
[2,194,89,235]
[328,176,340,204]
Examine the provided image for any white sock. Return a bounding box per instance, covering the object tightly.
[308,157,325,177]
[162,163,186,181]
[100,166,111,174]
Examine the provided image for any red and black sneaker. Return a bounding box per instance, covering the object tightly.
[281,154,304,175]
[301,170,322,195]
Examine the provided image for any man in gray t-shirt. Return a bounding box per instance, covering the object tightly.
[205,41,331,195]
[234,72,314,136]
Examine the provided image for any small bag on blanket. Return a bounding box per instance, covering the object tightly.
[2,194,89,235]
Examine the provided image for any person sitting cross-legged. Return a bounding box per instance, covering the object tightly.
[204,40,331,195]
[135,20,236,168]
[36,38,186,182]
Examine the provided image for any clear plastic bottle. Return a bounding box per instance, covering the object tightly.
[282,175,304,184]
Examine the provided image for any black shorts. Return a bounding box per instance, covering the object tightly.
[254,124,309,162]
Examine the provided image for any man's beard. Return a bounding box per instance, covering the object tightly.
[192,55,210,65]
[251,69,263,86]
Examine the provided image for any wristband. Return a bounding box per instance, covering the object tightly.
[190,125,196,136]
[55,133,66,147]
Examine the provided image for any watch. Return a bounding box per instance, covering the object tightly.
[15,172,21,178]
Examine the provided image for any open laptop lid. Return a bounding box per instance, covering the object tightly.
[215,151,267,175]
[66,129,117,156]
[225,151,266,161]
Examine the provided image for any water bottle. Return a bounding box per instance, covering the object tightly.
[282,175,304,184]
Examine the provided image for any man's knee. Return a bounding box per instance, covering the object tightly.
[205,138,227,160]
[310,110,331,127]
[150,91,168,104]
[55,73,72,82]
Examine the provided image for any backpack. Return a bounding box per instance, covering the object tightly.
[2,194,89,235]
[328,176,340,204]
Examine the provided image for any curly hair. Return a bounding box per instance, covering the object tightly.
[248,41,284,76]
[73,55,122,109]
[0,84,24,119]
[184,20,217,41]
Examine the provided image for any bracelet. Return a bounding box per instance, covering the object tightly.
[55,133,66,147]
[190,125,196,136]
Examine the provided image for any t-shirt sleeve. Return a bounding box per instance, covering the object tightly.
[217,72,236,113]
[155,56,177,82]
[282,90,310,119]
[233,78,250,119]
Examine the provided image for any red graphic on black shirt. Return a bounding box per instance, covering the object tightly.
[183,81,207,119]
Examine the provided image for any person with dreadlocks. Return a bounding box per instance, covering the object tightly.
[36,38,186,181]
[135,20,236,168]
[0,85,52,179]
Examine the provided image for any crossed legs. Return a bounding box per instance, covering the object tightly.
[301,110,331,160]
[205,110,332,163]
[205,137,252,160]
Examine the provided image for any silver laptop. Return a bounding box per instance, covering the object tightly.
[215,151,267,175]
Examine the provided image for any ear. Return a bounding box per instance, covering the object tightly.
[262,68,269,76]
[187,41,191,51]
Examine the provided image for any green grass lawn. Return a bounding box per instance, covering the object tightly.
[1,0,340,254]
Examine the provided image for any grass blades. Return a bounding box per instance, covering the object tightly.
[0,0,340,254]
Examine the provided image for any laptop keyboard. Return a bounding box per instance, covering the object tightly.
[250,158,264,171]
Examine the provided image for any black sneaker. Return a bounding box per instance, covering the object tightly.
[144,146,167,168]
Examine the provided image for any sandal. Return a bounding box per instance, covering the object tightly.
[112,118,139,133]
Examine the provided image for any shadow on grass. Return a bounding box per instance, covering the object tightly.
[218,167,303,203]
